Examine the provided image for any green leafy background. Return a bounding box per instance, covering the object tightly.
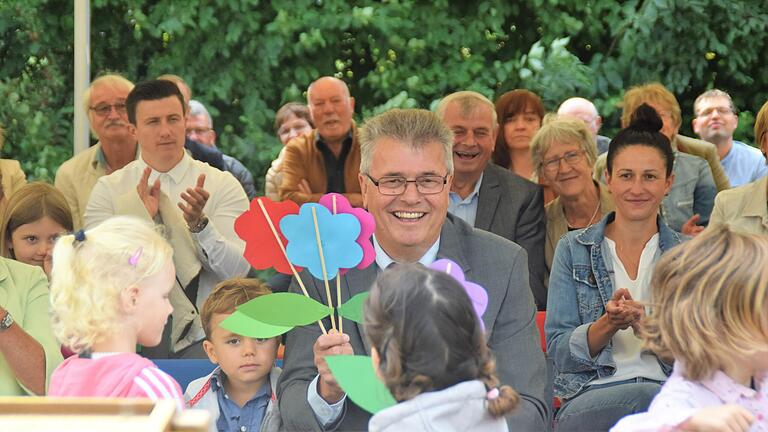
[2,0,767,185]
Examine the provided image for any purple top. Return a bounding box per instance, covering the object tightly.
[611,363,767,432]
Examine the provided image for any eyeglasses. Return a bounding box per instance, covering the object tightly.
[696,107,734,118]
[186,127,213,135]
[366,173,449,195]
[89,102,127,117]
[541,150,586,173]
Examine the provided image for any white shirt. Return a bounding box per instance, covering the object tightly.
[84,152,251,309]
[591,233,667,385]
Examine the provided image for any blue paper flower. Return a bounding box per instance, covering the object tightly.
[281,203,364,280]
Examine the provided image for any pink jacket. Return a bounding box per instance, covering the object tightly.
[49,352,184,411]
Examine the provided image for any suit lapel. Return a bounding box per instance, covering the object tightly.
[474,165,501,231]
[436,216,471,276]
[340,264,378,354]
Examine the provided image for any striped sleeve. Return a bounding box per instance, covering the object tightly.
[133,367,185,411]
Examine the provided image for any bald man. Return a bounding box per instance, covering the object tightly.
[558,97,611,155]
[279,76,362,206]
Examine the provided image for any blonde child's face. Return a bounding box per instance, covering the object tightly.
[134,260,175,347]
[203,313,279,389]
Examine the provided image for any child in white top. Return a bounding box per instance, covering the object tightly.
[47,216,183,409]
[365,263,519,432]
[612,225,768,432]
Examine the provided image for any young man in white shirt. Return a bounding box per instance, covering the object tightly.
[85,80,250,358]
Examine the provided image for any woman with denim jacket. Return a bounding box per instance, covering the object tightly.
[545,105,685,432]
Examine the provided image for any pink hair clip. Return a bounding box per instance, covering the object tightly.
[128,247,143,266]
[486,387,500,400]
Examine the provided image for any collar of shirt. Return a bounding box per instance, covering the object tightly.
[94,141,140,171]
[448,172,483,226]
[700,369,760,403]
[211,368,271,421]
[314,129,353,152]
[138,151,193,186]
[372,234,440,271]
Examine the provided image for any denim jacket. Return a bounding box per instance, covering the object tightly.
[660,151,716,232]
[544,212,684,400]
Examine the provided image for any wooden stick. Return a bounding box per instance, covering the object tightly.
[256,199,327,335]
[332,195,343,334]
[311,206,337,331]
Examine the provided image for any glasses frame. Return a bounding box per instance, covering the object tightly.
[540,149,587,174]
[695,106,736,118]
[365,173,449,196]
[89,102,128,117]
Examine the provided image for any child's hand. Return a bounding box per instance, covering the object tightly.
[680,404,755,432]
[313,330,354,404]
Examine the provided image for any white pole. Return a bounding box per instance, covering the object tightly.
[73,0,90,155]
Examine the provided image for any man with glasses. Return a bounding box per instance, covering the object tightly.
[187,99,256,199]
[692,89,768,187]
[55,74,139,229]
[437,91,547,310]
[278,109,549,431]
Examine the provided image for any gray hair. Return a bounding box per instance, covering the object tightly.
[189,99,213,128]
[530,113,597,176]
[435,91,498,128]
[693,89,737,116]
[359,109,454,174]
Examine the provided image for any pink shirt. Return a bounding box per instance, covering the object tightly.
[612,363,768,431]
[49,352,184,411]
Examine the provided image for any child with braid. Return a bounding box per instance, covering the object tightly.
[364,263,519,432]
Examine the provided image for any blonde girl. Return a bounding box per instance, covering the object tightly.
[612,225,768,432]
[47,216,183,408]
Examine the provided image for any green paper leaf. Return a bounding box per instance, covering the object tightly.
[237,292,331,327]
[220,310,292,339]
[337,292,369,325]
[325,355,397,414]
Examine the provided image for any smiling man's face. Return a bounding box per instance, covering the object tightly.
[441,101,497,180]
[359,137,452,262]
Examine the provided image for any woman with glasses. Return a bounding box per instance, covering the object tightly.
[530,116,614,279]
[709,99,768,235]
[545,105,685,431]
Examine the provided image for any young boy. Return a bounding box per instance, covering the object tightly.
[185,278,282,432]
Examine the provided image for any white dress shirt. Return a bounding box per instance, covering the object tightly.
[85,152,251,309]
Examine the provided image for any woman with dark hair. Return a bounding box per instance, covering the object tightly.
[493,90,555,203]
[545,104,685,431]
[366,263,518,431]
[265,102,314,200]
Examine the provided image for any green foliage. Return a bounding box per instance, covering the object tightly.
[2,0,768,183]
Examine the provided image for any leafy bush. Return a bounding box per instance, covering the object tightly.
[2,0,767,185]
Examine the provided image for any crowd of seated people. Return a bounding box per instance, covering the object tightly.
[0,74,767,432]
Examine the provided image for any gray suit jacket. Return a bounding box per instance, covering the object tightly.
[276,214,549,431]
[476,163,547,310]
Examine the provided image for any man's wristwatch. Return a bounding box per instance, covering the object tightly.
[188,216,209,233]
[0,311,13,331]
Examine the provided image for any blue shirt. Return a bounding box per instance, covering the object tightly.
[720,140,768,187]
[448,173,483,227]
[212,368,271,432]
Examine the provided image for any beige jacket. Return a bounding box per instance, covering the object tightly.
[710,175,768,235]
[264,146,286,201]
[54,144,107,230]
[0,159,27,215]
[545,182,615,277]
